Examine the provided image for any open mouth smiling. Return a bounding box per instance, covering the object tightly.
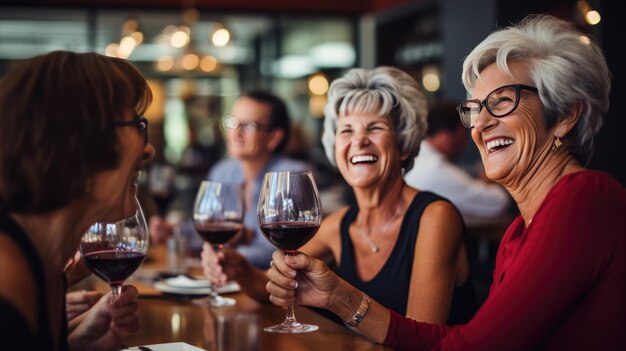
[486,138,514,153]
[350,154,378,164]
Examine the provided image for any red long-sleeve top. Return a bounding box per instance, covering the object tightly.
[384,170,626,350]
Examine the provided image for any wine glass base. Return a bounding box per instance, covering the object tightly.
[192,295,236,307]
[263,322,318,333]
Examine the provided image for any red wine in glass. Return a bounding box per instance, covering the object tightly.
[152,193,174,217]
[260,222,319,253]
[257,170,322,333]
[195,221,243,246]
[83,250,146,286]
[80,197,149,296]
[193,181,244,307]
[149,163,176,217]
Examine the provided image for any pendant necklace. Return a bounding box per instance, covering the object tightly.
[359,202,405,254]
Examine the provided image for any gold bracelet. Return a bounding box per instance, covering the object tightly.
[344,292,371,328]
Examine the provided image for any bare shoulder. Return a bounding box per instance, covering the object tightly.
[318,207,350,237]
[0,234,37,329]
[302,206,349,263]
[418,200,464,240]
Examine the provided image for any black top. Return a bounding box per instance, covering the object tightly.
[0,212,69,350]
[336,191,477,325]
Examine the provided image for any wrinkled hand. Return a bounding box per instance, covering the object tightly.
[68,285,139,351]
[64,250,93,287]
[201,243,246,285]
[66,290,103,321]
[266,250,340,309]
[149,216,173,245]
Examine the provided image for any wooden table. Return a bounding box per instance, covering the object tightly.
[80,246,392,351]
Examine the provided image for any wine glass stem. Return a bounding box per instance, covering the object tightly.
[284,306,297,324]
[210,244,225,301]
[111,284,122,296]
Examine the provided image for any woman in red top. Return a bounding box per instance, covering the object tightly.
[265,14,626,350]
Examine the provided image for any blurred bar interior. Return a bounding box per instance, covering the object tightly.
[0,0,621,186]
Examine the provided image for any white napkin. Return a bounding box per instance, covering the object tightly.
[164,275,210,289]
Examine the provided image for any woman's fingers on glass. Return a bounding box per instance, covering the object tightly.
[268,294,295,308]
[270,251,297,277]
[111,313,140,334]
[110,285,139,306]
[267,262,298,289]
[266,280,296,305]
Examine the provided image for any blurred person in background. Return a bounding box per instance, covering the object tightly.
[0,51,150,350]
[404,100,511,223]
[202,67,476,324]
[266,15,626,350]
[150,91,310,268]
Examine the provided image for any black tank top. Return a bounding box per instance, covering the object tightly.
[336,191,477,325]
[0,212,69,350]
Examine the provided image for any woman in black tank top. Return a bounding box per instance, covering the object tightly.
[200,66,476,326]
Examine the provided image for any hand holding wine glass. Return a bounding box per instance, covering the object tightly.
[193,180,244,307]
[257,170,322,333]
[79,197,149,296]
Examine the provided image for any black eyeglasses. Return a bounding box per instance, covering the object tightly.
[114,115,149,145]
[457,84,539,128]
[222,116,272,133]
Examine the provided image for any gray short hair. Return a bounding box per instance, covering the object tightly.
[461,14,611,165]
[321,66,428,172]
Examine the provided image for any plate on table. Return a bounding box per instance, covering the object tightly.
[154,277,240,295]
[122,342,205,351]
[163,275,211,289]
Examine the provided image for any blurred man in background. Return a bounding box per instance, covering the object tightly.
[404,100,511,223]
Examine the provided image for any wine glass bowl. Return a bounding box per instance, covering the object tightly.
[193,181,244,307]
[257,170,322,333]
[80,197,149,296]
[148,163,176,217]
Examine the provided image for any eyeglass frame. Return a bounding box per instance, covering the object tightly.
[456,84,539,128]
[222,116,272,133]
[114,115,149,145]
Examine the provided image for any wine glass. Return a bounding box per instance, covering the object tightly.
[148,162,176,217]
[257,170,322,333]
[193,180,244,307]
[80,197,149,296]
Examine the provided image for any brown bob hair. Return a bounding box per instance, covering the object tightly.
[0,51,152,213]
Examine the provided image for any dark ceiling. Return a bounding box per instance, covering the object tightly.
[0,0,414,14]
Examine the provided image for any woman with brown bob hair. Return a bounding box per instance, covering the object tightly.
[0,51,154,350]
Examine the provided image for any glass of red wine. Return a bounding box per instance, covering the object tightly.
[257,170,322,333]
[193,180,244,307]
[148,162,176,217]
[80,197,149,296]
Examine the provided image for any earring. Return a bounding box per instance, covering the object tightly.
[551,136,562,152]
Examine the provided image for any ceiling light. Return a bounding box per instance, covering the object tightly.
[181,53,199,70]
[308,74,329,95]
[200,55,218,72]
[212,27,230,47]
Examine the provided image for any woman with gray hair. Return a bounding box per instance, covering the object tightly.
[202,66,476,327]
[266,15,626,349]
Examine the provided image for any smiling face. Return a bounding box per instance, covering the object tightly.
[91,110,155,222]
[470,61,552,184]
[334,112,404,190]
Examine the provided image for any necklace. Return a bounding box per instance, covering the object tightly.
[358,203,405,254]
